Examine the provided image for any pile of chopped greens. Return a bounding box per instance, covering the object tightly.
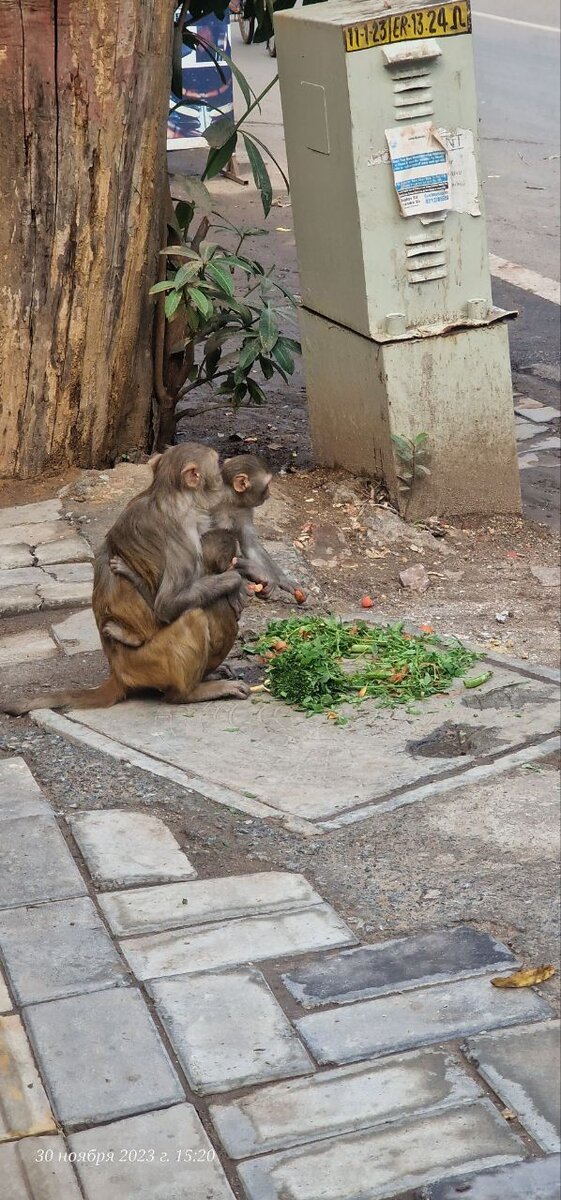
[245,617,480,716]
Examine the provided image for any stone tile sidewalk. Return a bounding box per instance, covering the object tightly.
[1,756,559,1199]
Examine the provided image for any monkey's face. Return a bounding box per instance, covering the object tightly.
[231,469,273,509]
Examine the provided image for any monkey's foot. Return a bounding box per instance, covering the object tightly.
[102,620,144,648]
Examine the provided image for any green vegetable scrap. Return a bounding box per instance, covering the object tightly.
[245,617,480,718]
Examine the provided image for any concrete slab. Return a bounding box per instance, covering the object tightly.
[24,988,184,1129]
[0,500,63,528]
[35,535,93,565]
[281,927,519,1008]
[41,561,93,583]
[296,975,553,1065]
[515,420,547,440]
[121,906,356,982]
[0,1014,56,1141]
[0,586,43,615]
[0,1136,83,1200]
[0,896,130,1004]
[0,566,46,588]
[0,521,73,547]
[237,1100,524,1200]
[531,565,561,587]
[210,1047,481,1159]
[0,968,11,1012]
[61,664,561,823]
[99,871,326,937]
[149,967,313,1094]
[38,579,92,609]
[51,608,101,655]
[425,1155,561,1200]
[0,629,57,667]
[466,1020,561,1152]
[70,1104,235,1200]
[0,816,87,908]
[532,436,561,452]
[0,545,33,570]
[515,405,559,423]
[68,810,197,887]
[0,757,52,821]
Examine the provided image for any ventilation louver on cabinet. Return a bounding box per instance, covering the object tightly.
[405,227,448,284]
[393,70,433,120]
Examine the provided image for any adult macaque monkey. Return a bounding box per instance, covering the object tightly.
[3,445,249,714]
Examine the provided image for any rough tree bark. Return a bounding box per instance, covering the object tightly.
[0,1,174,479]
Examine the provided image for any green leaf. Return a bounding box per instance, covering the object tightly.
[243,130,290,194]
[164,291,183,320]
[149,281,175,295]
[203,114,236,149]
[206,262,235,297]
[279,336,302,354]
[414,464,432,478]
[238,338,261,372]
[226,297,254,325]
[272,340,295,375]
[174,201,194,232]
[174,261,202,288]
[258,305,279,353]
[414,431,429,447]
[169,175,213,213]
[187,287,213,319]
[204,135,238,181]
[391,434,414,461]
[247,378,267,405]
[259,356,275,381]
[161,245,199,260]
[242,134,273,217]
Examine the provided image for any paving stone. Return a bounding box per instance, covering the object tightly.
[0,896,129,1005]
[210,1046,481,1159]
[0,757,52,821]
[35,535,93,565]
[532,436,561,452]
[122,905,356,982]
[69,810,197,887]
[51,607,101,655]
[281,927,519,1009]
[41,561,94,583]
[0,566,46,588]
[531,565,561,588]
[0,500,63,528]
[518,453,540,469]
[0,629,58,667]
[70,1103,235,1200]
[0,544,33,570]
[37,579,92,609]
[0,815,87,908]
[0,968,11,1012]
[0,521,72,547]
[515,420,548,441]
[466,1020,560,1152]
[0,1014,56,1141]
[0,586,43,615]
[24,988,184,1129]
[296,975,553,1065]
[99,871,326,937]
[237,1099,524,1200]
[424,1155,561,1200]
[515,405,559,423]
[0,1136,83,1200]
[150,966,313,1095]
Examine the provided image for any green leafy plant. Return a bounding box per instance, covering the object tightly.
[245,617,479,717]
[391,432,431,513]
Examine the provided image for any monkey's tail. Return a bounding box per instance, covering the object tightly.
[2,675,126,716]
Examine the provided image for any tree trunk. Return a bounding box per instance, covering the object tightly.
[0,0,174,479]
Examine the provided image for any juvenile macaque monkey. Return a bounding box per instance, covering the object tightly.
[3,445,249,714]
[218,455,302,600]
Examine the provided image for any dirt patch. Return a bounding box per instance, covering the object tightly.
[407,722,500,759]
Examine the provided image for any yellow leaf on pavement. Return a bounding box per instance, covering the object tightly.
[491,965,556,988]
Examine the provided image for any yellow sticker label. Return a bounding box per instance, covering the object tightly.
[343,2,471,53]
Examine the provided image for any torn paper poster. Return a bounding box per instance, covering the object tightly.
[385,123,451,217]
[437,127,481,216]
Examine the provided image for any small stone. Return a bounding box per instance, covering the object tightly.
[0,896,129,1005]
[0,1136,83,1199]
[51,608,101,655]
[150,966,313,1094]
[237,1100,524,1200]
[35,535,93,565]
[0,586,42,616]
[210,1047,481,1159]
[24,989,183,1129]
[0,1013,56,1140]
[531,566,561,588]
[70,1105,235,1200]
[68,810,197,887]
[0,628,57,668]
[423,888,442,899]
[37,579,92,609]
[0,499,62,528]
[41,561,94,583]
[466,1020,560,1152]
[0,815,87,909]
[425,1155,561,1200]
[0,520,72,547]
[514,397,545,410]
[514,405,559,423]
[122,906,356,982]
[0,566,45,588]
[400,564,430,591]
[296,975,552,1065]
[0,758,52,822]
[0,545,33,570]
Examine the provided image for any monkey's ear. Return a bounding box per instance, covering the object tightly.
[148,452,163,474]
[232,473,250,494]
[182,462,201,489]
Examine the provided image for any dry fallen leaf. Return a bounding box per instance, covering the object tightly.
[419,624,434,633]
[491,965,556,989]
[358,686,368,697]
[390,666,409,683]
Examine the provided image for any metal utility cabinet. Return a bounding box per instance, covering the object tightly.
[275,0,521,516]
